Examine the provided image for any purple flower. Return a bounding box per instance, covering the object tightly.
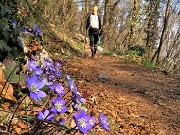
[55,62,62,68]
[34,68,43,75]
[66,74,71,81]
[87,115,96,128]
[51,97,68,113]
[28,60,39,72]
[74,110,93,134]
[98,112,110,131]
[71,87,86,104]
[41,78,53,86]
[37,110,55,121]
[12,20,17,26]
[59,118,65,125]
[68,79,76,91]
[21,29,29,33]
[33,23,42,36]
[44,58,53,68]
[27,75,46,102]
[51,83,65,95]
[53,68,62,79]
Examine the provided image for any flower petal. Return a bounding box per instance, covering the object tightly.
[37,90,46,98]
[37,111,44,120]
[30,92,38,102]
[46,114,55,121]
[51,106,57,113]
[44,110,49,117]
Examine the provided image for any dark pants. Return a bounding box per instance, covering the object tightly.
[89,34,98,57]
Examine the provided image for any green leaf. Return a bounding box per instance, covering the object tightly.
[2,30,10,41]
[0,18,9,33]
[0,40,7,50]
[3,57,20,84]
[12,27,20,38]
[1,6,12,17]
[89,132,96,135]
[0,40,11,52]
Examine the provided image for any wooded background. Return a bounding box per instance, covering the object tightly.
[2,0,180,74]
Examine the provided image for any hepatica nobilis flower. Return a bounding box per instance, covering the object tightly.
[74,110,93,134]
[51,96,68,113]
[66,74,71,81]
[34,67,43,75]
[51,83,65,96]
[41,78,53,87]
[71,87,86,104]
[68,79,76,91]
[44,58,53,69]
[55,61,62,69]
[33,23,42,36]
[12,19,17,27]
[59,118,65,126]
[98,112,110,131]
[37,110,55,121]
[28,60,39,72]
[21,29,29,33]
[27,75,46,102]
[87,114,96,127]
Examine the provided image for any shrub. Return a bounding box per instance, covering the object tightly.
[128,45,146,56]
[142,59,157,69]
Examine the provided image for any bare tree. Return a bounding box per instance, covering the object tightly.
[151,0,172,64]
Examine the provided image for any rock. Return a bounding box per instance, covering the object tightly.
[98,73,110,79]
[36,48,52,65]
[112,53,118,57]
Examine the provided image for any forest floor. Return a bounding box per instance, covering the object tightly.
[64,46,180,135]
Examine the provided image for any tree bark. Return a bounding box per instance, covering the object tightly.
[151,0,171,64]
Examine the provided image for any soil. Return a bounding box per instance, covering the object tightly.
[65,46,180,135]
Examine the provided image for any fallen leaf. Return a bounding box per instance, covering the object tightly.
[1,102,10,110]
[70,119,76,128]
[32,45,41,51]
[0,69,16,101]
[13,125,21,134]
[118,97,126,101]
[18,121,27,129]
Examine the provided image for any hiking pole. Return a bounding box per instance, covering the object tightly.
[98,36,102,57]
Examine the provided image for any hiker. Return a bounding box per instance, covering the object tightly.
[86,5,102,58]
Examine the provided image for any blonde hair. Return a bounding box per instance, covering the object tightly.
[92,6,98,15]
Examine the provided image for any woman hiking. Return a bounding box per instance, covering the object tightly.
[86,6,102,58]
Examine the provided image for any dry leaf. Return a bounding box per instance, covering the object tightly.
[118,97,126,101]
[18,121,27,129]
[13,125,21,134]
[1,102,10,110]
[0,69,16,101]
[70,119,76,128]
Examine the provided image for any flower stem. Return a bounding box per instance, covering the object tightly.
[66,100,73,107]
[61,91,70,99]
[8,94,28,132]
[32,113,51,135]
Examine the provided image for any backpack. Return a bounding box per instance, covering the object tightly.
[89,15,99,29]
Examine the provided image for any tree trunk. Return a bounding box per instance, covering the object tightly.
[151,0,171,64]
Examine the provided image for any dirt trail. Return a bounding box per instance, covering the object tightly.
[65,47,180,135]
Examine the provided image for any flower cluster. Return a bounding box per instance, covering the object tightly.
[32,23,42,36]
[25,27,110,134]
